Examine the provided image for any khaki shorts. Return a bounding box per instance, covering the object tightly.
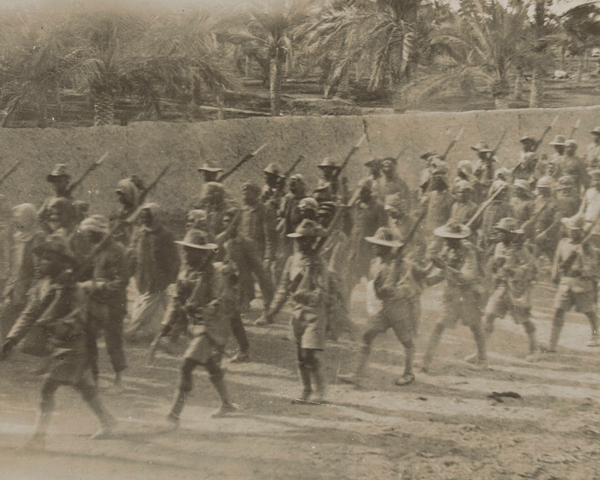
[553,288,596,314]
[368,299,420,343]
[485,287,531,324]
[442,287,481,328]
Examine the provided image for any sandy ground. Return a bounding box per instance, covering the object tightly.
[1,275,600,480]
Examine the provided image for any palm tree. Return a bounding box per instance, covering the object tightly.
[0,12,70,127]
[560,3,600,85]
[409,0,529,109]
[61,9,234,126]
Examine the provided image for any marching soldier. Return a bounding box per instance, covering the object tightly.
[275,174,307,282]
[510,179,535,227]
[585,126,600,170]
[471,141,496,191]
[198,160,224,184]
[340,228,430,387]
[555,139,589,193]
[222,182,275,314]
[261,163,285,206]
[455,160,475,189]
[541,134,566,179]
[479,180,513,256]
[386,194,426,262]
[38,164,76,232]
[109,177,142,246]
[77,215,128,387]
[512,152,538,185]
[522,176,560,261]
[450,180,478,225]
[374,157,411,210]
[346,178,387,296]
[421,222,487,372]
[298,197,320,222]
[316,158,343,200]
[0,204,45,344]
[577,169,600,249]
[422,160,452,236]
[548,216,599,351]
[0,235,117,447]
[161,229,239,425]
[200,182,236,240]
[260,219,330,404]
[44,197,78,239]
[481,218,538,359]
[556,176,582,219]
[186,209,210,233]
[126,203,180,340]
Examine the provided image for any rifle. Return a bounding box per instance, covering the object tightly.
[440,127,464,161]
[217,142,268,183]
[66,152,109,196]
[569,118,581,140]
[0,160,21,188]
[277,154,305,191]
[465,183,507,229]
[395,145,410,162]
[137,165,170,207]
[331,133,367,181]
[532,115,559,152]
[490,129,508,158]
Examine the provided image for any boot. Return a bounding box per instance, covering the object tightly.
[168,389,186,424]
[292,364,313,404]
[339,346,369,387]
[86,394,117,440]
[395,344,415,386]
[311,364,326,404]
[548,322,563,353]
[210,373,239,418]
[422,324,444,373]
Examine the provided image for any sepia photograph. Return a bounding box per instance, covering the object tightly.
[1,0,600,478]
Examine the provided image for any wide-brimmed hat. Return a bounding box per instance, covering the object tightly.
[47,164,70,182]
[263,163,283,177]
[364,157,382,168]
[80,214,110,234]
[289,173,305,183]
[455,179,473,192]
[536,176,553,188]
[590,126,600,135]
[365,227,403,248]
[520,135,536,144]
[471,141,491,153]
[198,161,224,173]
[549,134,566,146]
[513,179,533,194]
[175,229,218,250]
[317,158,341,170]
[557,175,576,187]
[457,160,474,177]
[495,217,523,234]
[589,169,600,177]
[381,156,397,165]
[242,182,261,196]
[561,215,585,230]
[434,221,472,239]
[298,197,319,211]
[288,219,322,238]
[420,151,439,161]
[32,234,76,263]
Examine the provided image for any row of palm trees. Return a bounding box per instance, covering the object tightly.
[1,0,599,127]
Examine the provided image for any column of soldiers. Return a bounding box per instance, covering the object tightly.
[2,124,600,447]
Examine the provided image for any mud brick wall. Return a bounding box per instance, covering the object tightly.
[0,105,598,222]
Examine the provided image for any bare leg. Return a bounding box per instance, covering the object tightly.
[422,323,446,372]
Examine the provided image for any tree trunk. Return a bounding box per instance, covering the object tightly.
[216,92,225,120]
[576,55,584,84]
[529,68,543,108]
[334,64,351,100]
[245,55,250,77]
[92,87,115,126]
[494,95,510,110]
[391,84,406,113]
[560,46,566,70]
[584,49,589,70]
[514,68,524,100]
[270,52,283,116]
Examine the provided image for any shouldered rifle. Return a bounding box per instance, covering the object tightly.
[332,134,367,181]
[441,127,464,161]
[66,152,109,196]
[533,115,559,152]
[490,129,508,158]
[569,118,581,139]
[0,160,22,188]
[465,183,507,229]
[278,154,305,191]
[138,165,170,206]
[218,142,268,183]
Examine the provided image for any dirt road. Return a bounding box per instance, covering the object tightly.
[1,279,600,480]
